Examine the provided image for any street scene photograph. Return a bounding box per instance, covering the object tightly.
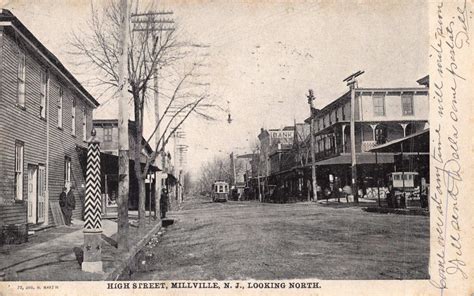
[0,0,432,284]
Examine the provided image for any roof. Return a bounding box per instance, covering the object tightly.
[0,9,99,107]
[356,87,428,94]
[269,126,294,132]
[369,128,429,153]
[312,91,350,120]
[92,119,121,126]
[236,153,257,159]
[76,145,160,173]
[417,75,429,87]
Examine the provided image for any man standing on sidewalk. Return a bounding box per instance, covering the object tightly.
[59,182,75,226]
[160,188,169,219]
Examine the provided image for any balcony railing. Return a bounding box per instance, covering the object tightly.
[361,140,377,152]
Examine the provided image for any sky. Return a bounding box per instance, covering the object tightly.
[1,0,429,175]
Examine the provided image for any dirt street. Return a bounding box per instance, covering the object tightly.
[132,196,429,280]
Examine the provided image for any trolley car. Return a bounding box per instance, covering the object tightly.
[212,181,229,202]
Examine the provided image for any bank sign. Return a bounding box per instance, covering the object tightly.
[270,131,293,139]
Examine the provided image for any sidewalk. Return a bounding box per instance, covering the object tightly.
[0,217,162,281]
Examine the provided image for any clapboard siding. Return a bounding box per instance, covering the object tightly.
[0,28,95,228]
[0,204,27,225]
[0,28,4,206]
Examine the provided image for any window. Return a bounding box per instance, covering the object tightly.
[58,87,63,128]
[104,126,113,142]
[15,141,24,200]
[40,70,48,119]
[401,94,414,115]
[82,109,87,141]
[17,50,26,107]
[373,95,385,116]
[71,98,76,136]
[64,156,71,184]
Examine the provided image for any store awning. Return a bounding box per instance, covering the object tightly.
[369,129,429,154]
[76,146,160,176]
[312,153,394,166]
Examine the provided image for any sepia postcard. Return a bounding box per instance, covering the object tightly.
[0,0,472,295]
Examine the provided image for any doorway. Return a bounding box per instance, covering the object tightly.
[27,164,46,224]
[27,165,38,224]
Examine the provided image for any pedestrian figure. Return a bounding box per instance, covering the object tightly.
[420,177,428,208]
[160,188,169,219]
[59,181,75,226]
[324,187,331,203]
[399,192,406,208]
[334,177,341,203]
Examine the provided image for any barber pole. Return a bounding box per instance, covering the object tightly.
[82,128,103,273]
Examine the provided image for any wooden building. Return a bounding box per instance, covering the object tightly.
[92,119,159,213]
[306,77,429,196]
[0,9,99,244]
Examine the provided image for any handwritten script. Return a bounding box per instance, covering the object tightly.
[429,0,470,292]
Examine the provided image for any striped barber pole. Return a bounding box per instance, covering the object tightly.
[84,131,102,230]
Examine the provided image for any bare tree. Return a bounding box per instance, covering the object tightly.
[69,0,217,229]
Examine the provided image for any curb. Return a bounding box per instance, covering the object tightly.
[363,207,429,216]
[105,222,162,281]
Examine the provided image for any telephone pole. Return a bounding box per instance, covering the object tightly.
[131,10,174,219]
[343,70,364,203]
[307,89,318,202]
[117,0,130,250]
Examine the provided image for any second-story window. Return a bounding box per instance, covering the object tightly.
[401,94,414,115]
[82,109,87,141]
[71,98,76,136]
[17,50,26,107]
[373,95,385,116]
[104,126,113,142]
[40,70,48,119]
[58,87,63,128]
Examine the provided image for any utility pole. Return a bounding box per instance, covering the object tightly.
[307,89,317,202]
[131,10,174,220]
[154,44,161,221]
[117,0,130,251]
[343,70,364,203]
[230,152,236,187]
